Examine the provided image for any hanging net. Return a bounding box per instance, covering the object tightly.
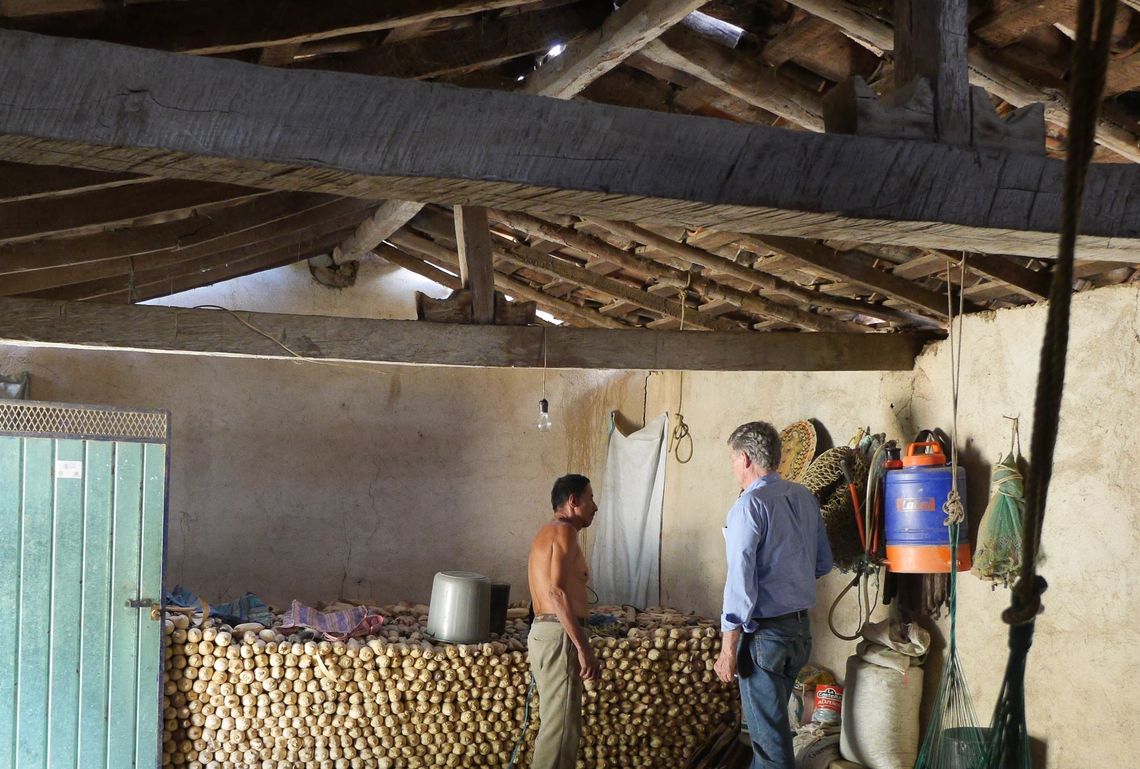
[971,454,1027,588]
[914,519,983,769]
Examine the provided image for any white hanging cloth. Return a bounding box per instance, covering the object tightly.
[590,412,668,608]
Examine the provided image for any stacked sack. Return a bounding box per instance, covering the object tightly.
[839,619,930,769]
[789,667,843,769]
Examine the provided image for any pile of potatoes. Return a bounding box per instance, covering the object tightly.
[161,603,739,768]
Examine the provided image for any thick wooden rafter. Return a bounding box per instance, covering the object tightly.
[490,210,870,332]
[294,3,609,80]
[589,218,917,326]
[377,241,628,329]
[0,161,147,201]
[59,225,357,304]
[783,0,1140,163]
[0,179,265,245]
[640,25,825,130]
[0,298,929,371]
[2,30,1140,261]
[324,0,706,270]
[0,192,336,275]
[1,198,374,296]
[737,234,978,317]
[520,0,708,99]
[391,228,738,331]
[8,0,543,55]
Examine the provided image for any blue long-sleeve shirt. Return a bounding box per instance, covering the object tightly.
[721,473,833,633]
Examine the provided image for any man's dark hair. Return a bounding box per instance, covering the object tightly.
[551,474,590,511]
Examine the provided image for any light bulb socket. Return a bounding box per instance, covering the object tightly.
[539,398,550,413]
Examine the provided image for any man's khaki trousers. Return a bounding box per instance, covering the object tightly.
[527,621,583,769]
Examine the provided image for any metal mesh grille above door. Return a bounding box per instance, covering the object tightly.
[0,401,168,443]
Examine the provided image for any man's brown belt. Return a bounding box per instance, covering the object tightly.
[533,613,588,626]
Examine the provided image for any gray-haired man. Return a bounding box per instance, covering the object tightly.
[713,421,833,769]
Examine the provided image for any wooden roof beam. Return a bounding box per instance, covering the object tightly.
[783,0,1140,163]
[3,30,1140,259]
[324,0,702,271]
[7,0,544,56]
[0,160,147,202]
[294,3,608,80]
[520,0,708,99]
[0,192,336,276]
[1,198,374,296]
[737,234,978,319]
[0,297,930,371]
[589,218,916,326]
[395,227,738,331]
[46,223,357,304]
[492,210,869,332]
[0,178,266,245]
[639,26,825,131]
[378,240,627,329]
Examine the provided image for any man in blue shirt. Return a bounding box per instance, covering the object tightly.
[714,421,833,769]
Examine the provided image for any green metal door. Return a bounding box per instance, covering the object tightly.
[0,400,169,769]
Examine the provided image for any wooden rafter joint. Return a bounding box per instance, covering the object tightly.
[415,288,537,326]
[823,76,1045,153]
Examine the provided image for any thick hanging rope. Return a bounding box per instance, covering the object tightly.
[982,3,1117,769]
[1006,0,1117,628]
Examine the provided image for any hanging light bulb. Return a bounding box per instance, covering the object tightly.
[535,328,552,432]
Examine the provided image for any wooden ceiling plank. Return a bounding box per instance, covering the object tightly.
[974,0,1074,50]
[737,234,968,318]
[0,0,104,17]
[0,192,336,275]
[58,225,358,304]
[1,198,374,296]
[590,219,913,325]
[8,0,544,56]
[3,30,1140,260]
[295,3,607,80]
[493,211,872,332]
[385,243,627,329]
[371,243,461,292]
[0,160,146,202]
[0,178,266,245]
[640,26,825,130]
[520,0,707,99]
[0,297,930,371]
[1104,51,1140,98]
[423,228,738,331]
[31,205,371,301]
[783,0,1140,163]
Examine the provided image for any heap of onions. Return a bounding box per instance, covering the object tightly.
[161,603,737,768]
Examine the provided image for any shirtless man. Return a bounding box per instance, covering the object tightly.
[526,474,601,769]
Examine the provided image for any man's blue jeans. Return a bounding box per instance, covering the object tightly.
[736,614,812,769]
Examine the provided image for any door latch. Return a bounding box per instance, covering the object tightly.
[128,598,162,620]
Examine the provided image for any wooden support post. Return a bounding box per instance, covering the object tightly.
[454,206,497,324]
[894,0,970,145]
